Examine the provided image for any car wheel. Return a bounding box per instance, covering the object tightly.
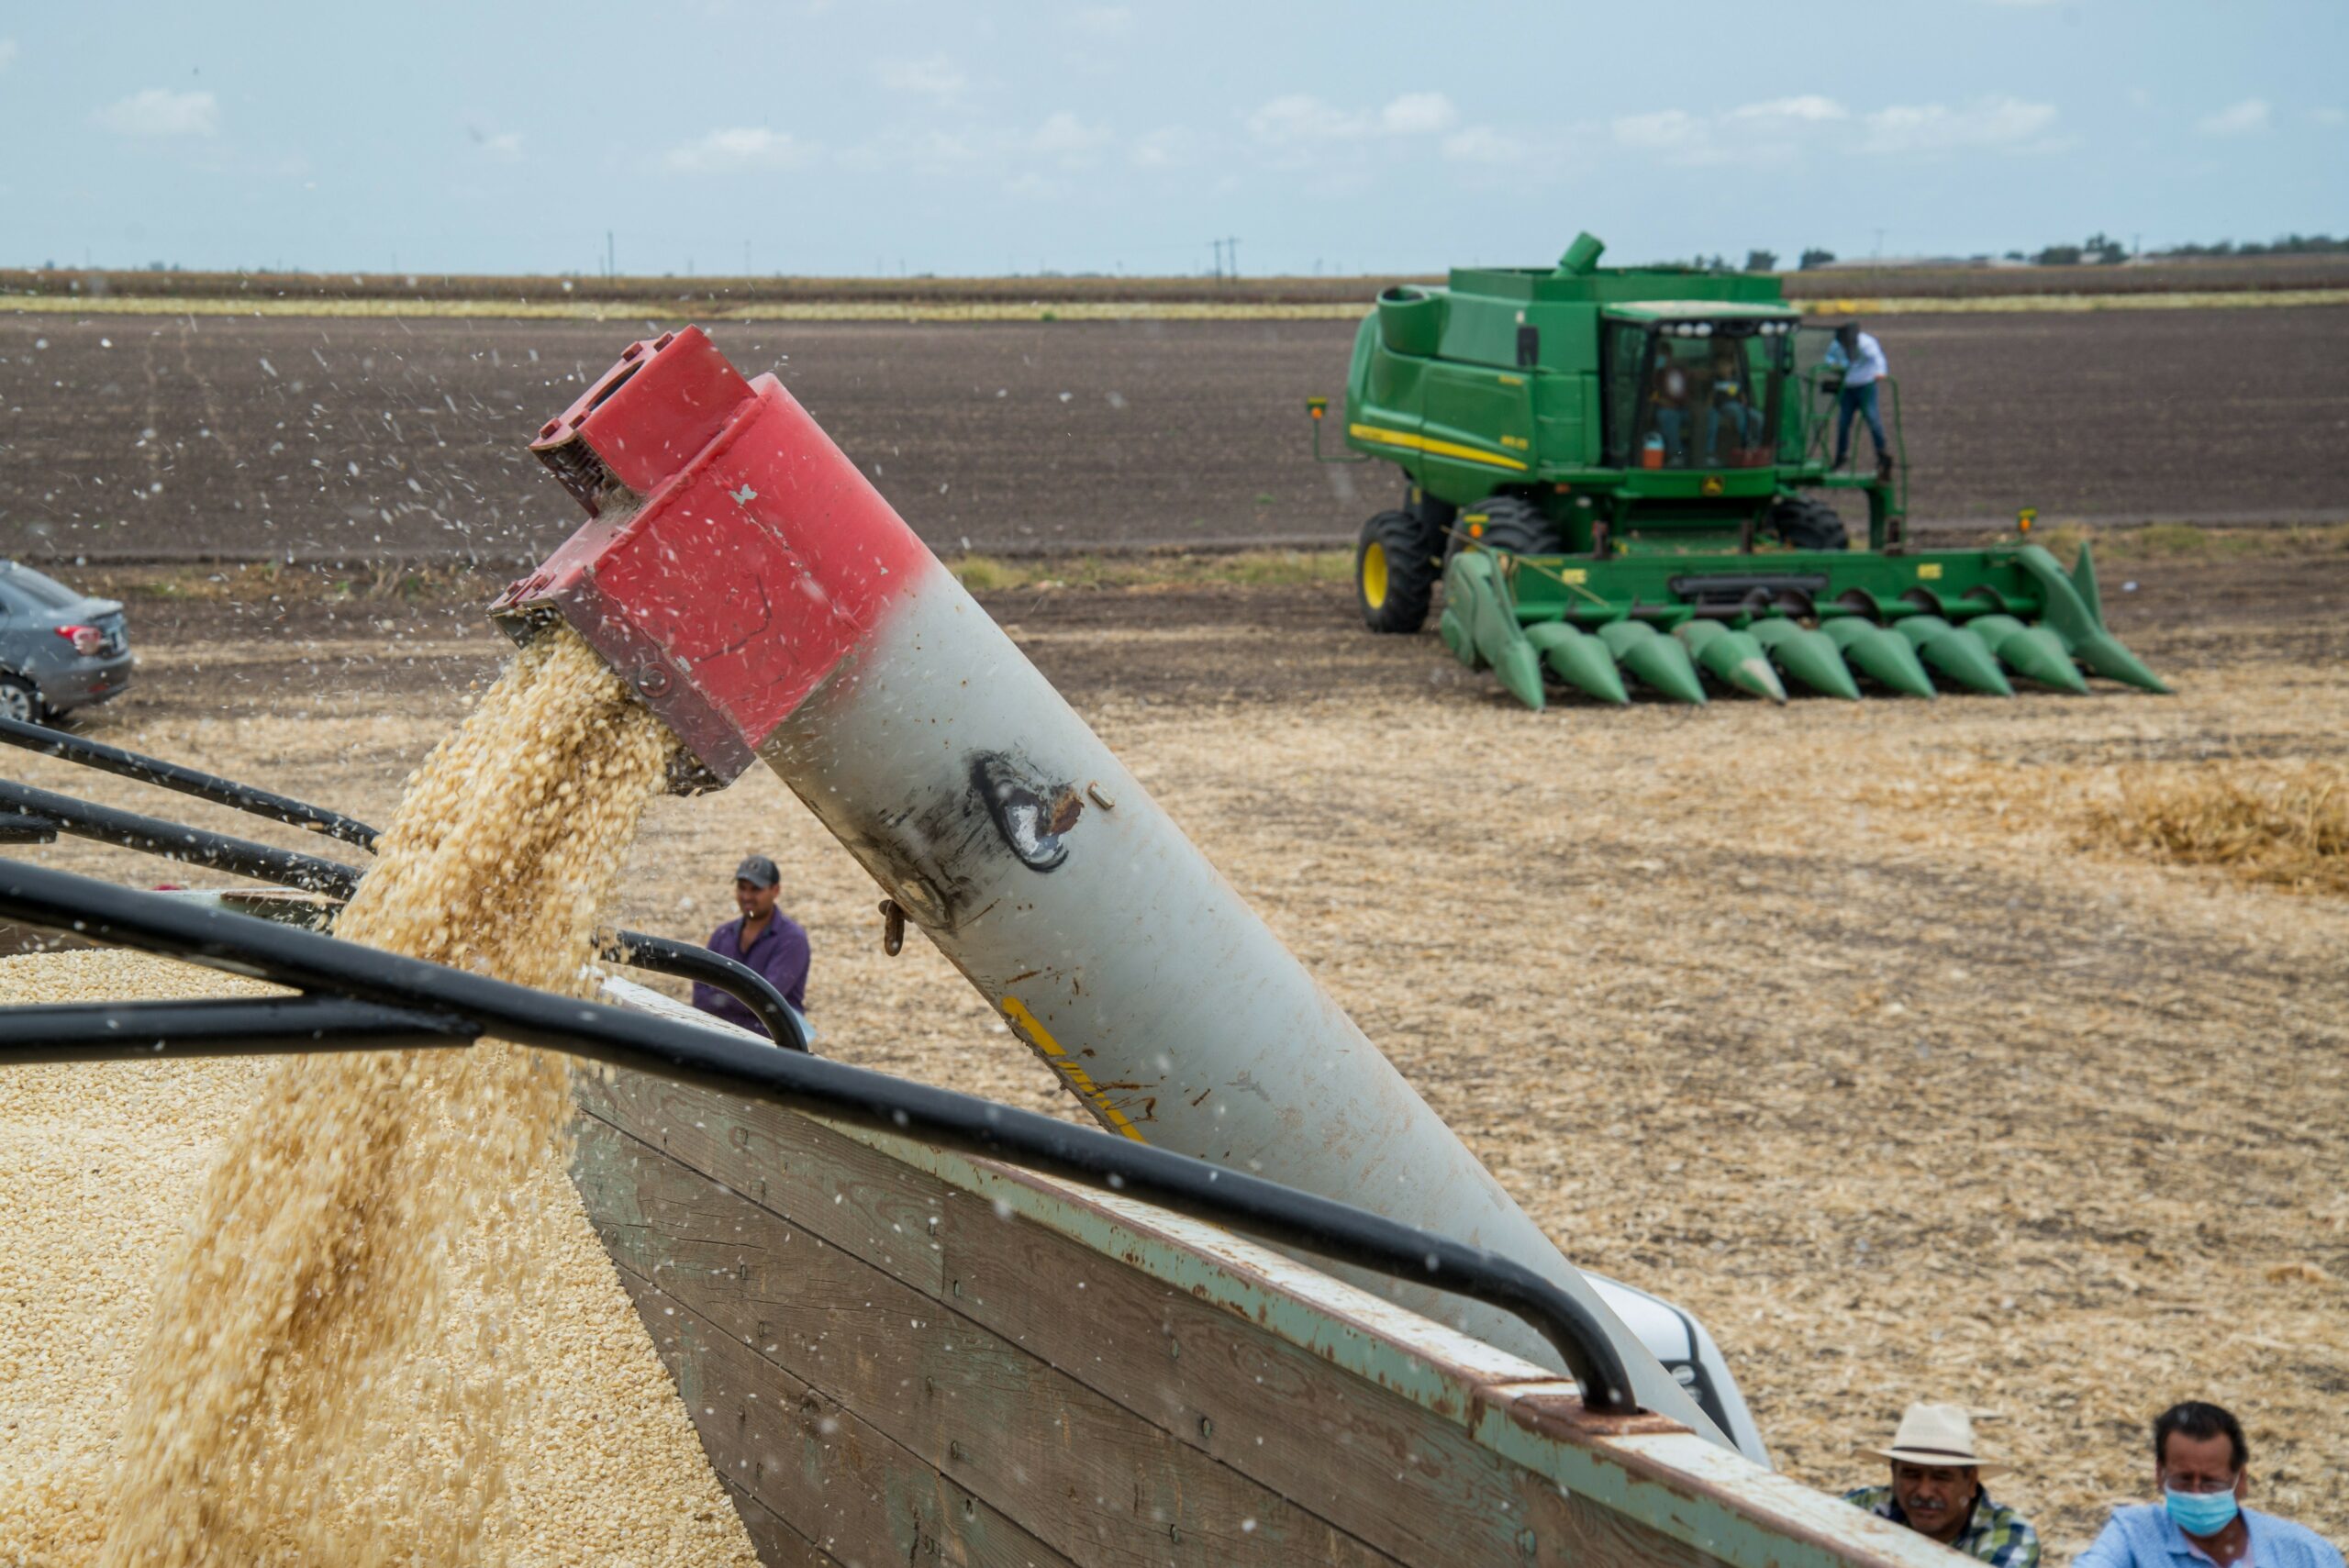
[0,676,39,724]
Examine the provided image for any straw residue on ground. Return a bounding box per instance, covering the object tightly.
[3,550,2343,1557]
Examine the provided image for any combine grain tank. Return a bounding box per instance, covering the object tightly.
[1312,232,2168,708]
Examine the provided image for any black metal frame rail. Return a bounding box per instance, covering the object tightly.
[0,713,381,851]
[0,858,1636,1415]
[0,717,806,1050]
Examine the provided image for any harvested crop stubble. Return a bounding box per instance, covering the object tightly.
[83,624,738,1565]
[2083,761,2349,895]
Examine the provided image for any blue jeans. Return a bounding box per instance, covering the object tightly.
[1655,407,1688,463]
[1704,402,1765,461]
[1834,381,1887,466]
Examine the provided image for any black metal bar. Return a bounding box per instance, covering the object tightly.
[0,859,1639,1415]
[0,715,382,851]
[0,995,476,1065]
[0,739,804,1043]
[602,928,809,1053]
[0,812,58,845]
[0,781,362,896]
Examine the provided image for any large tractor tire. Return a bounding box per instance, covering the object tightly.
[1355,510,1440,633]
[1454,495,1564,560]
[1768,496,1850,551]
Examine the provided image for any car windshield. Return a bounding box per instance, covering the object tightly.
[1605,321,1793,471]
[0,564,85,611]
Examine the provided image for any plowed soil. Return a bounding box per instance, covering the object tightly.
[3,307,2343,566]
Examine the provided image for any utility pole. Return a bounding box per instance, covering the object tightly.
[1872,227,1887,260]
[1223,236,1240,281]
[606,230,615,279]
[1208,239,1223,281]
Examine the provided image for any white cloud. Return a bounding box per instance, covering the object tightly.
[1029,110,1110,164]
[1068,6,1131,36]
[1245,90,1462,146]
[1861,95,2058,154]
[1442,125,1524,164]
[1732,95,1847,125]
[95,87,217,138]
[1246,94,1370,142]
[465,122,524,161]
[1130,125,1198,169]
[2312,106,2347,128]
[663,127,817,172]
[0,39,18,72]
[1380,92,1457,136]
[1611,109,1709,153]
[876,54,966,99]
[1611,93,2055,165]
[2197,98,2270,136]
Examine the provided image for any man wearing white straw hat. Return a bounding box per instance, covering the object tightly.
[1844,1402,2041,1568]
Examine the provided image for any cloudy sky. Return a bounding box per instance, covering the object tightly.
[3,0,2341,277]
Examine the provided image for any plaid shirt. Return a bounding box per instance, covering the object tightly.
[1844,1485,2042,1568]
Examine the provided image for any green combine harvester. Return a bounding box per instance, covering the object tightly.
[1308,232,2167,709]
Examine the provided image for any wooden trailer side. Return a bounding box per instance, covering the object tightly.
[573,1069,1959,1568]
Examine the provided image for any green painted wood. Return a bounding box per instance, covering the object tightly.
[577,1068,949,1296]
[722,1482,847,1568]
[576,1073,1960,1568]
[580,1113,1401,1568]
[611,1252,1074,1568]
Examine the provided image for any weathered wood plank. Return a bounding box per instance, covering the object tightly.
[721,1483,848,1568]
[579,1075,1660,1568]
[576,1073,1952,1568]
[614,1253,1078,1568]
[579,1114,1401,1568]
[578,1068,952,1296]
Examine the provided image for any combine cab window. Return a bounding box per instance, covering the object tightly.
[1606,323,1789,472]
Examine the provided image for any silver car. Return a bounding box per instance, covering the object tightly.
[0,561,134,722]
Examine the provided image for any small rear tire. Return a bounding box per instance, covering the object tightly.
[0,676,39,724]
[1768,496,1850,551]
[1357,510,1439,633]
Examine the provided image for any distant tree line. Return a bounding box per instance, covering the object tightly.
[2157,233,2349,258]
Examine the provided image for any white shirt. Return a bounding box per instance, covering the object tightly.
[1828,330,1888,386]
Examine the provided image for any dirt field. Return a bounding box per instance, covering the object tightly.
[3,307,2344,568]
[4,534,2344,1554]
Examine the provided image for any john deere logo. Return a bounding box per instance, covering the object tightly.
[1700,474,1724,496]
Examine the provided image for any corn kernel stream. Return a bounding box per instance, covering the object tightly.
[0,627,756,1565]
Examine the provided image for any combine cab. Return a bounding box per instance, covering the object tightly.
[1313,232,2167,709]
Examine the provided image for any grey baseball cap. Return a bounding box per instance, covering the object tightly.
[734,854,781,889]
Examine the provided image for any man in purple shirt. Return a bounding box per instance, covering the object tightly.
[690,855,810,1040]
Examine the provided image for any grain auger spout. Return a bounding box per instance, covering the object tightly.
[486,325,1746,1451]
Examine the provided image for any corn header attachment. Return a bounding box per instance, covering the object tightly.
[1319,231,2168,709]
[1438,538,2165,711]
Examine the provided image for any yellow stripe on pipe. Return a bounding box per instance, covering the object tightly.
[999,995,1149,1142]
[1346,422,1530,472]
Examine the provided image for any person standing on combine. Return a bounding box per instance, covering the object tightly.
[2073,1402,2343,1568]
[1825,321,1892,477]
[691,854,811,1040]
[1843,1404,2041,1567]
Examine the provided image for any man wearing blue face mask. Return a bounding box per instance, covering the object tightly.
[2075,1402,2343,1568]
